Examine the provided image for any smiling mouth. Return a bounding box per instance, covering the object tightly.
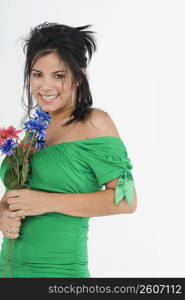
[40,94,59,102]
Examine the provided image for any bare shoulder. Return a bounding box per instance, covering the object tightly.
[86,108,121,138]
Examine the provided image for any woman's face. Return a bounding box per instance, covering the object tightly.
[30,52,78,117]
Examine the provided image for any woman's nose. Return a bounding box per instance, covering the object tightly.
[40,88,56,94]
[40,76,56,88]
[40,82,56,94]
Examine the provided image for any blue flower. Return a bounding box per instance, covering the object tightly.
[34,109,51,124]
[23,119,48,139]
[35,136,46,150]
[22,108,51,150]
[0,138,17,156]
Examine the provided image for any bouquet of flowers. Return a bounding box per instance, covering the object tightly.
[0,108,51,277]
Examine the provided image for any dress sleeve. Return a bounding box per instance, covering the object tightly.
[79,137,135,207]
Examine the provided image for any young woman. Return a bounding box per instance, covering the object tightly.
[0,22,137,278]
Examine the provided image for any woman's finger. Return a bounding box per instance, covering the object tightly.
[8,226,19,234]
[9,220,21,229]
[7,211,22,220]
[6,211,17,219]
[9,204,20,211]
[7,198,19,205]
[5,224,20,235]
[3,231,19,239]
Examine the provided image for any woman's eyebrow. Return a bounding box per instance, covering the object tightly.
[32,69,66,73]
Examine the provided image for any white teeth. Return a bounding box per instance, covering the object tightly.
[41,94,59,100]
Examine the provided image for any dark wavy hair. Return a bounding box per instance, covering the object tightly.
[19,21,97,127]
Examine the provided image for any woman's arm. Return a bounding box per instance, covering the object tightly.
[44,186,137,217]
[6,186,137,218]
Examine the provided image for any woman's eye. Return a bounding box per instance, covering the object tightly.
[32,73,64,79]
[55,74,65,79]
[32,73,40,77]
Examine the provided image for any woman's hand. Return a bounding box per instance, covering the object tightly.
[0,206,22,239]
[5,189,49,217]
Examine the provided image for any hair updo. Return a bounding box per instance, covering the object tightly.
[19,21,97,127]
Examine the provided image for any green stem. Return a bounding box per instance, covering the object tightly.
[21,131,37,184]
[14,156,20,186]
[24,131,37,160]
[10,167,15,184]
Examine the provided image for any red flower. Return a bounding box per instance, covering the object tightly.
[0,126,22,145]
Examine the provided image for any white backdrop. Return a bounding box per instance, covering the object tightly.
[0,0,184,277]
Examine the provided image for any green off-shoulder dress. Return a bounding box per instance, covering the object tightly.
[0,136,135,278]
